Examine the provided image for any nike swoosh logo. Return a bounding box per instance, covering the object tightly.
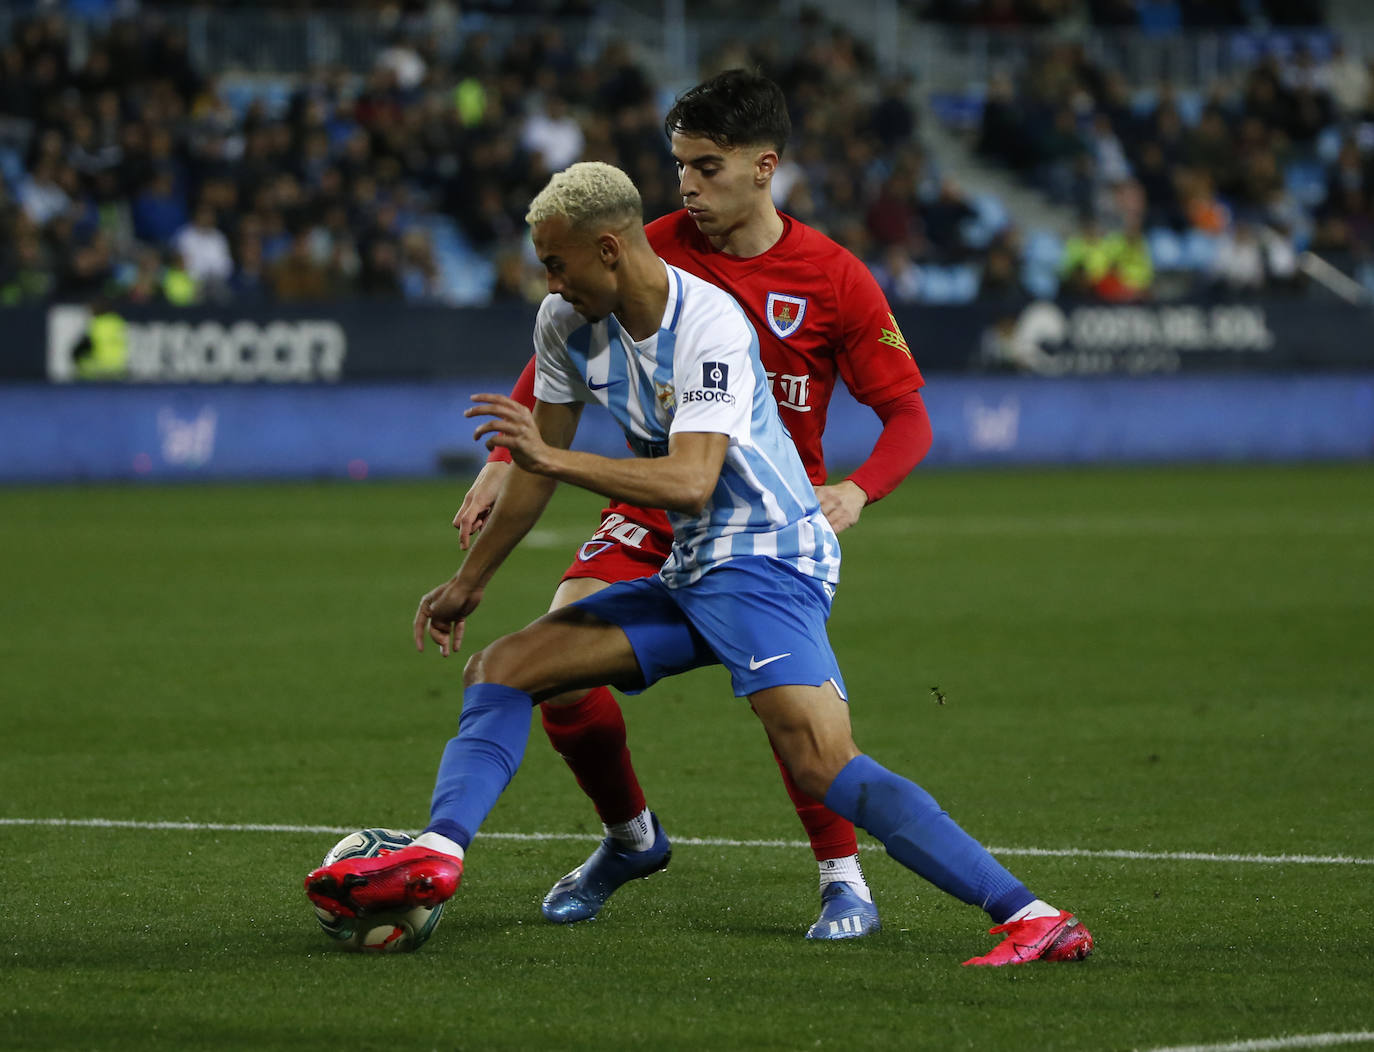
[587,378,623,390]
[748,652,792,670]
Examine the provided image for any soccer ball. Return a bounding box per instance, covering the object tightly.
[312,828,445,953]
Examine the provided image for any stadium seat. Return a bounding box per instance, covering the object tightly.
[1148,227,1185,271]
[1174,90,1203,127]
[1181,230,1220,271]
[1285,160,1329,208]
[1357,261,1374,297]
[948,263,980,303]
[1315,126,1343,164]
[1021,260,1059,300]
[962,193,1011,250]
[218,76,293,119]
[928,91,986,132]
[916,264,980,305]
[0,145,22,192]
[1025,229,1064,269]
[419,216,496,306]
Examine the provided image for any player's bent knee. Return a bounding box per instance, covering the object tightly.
[462,636,525,690]
[461,648,490,689]
[778,754,845,802]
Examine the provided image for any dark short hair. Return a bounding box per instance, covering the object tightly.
[664,69,791,155]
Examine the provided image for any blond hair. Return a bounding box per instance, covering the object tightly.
[525,162,642,230]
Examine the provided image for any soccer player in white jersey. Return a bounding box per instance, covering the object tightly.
[305,162,1093,966]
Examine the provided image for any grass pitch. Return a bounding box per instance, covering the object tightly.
[2,464,1371,1051]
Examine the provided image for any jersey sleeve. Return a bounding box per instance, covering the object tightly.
[832,255,925,407]
[531,295,586,405]
[844,388,932,503]
[508,356,537,409]
[668,293,757,445]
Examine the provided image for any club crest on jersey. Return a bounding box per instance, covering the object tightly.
[766,293,807,339]
[654,381,676,413]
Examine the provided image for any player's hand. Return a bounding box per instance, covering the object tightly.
[815,480,868,533]
[414,577,484,657]
[466,393,552,474]
[453,460,510,549]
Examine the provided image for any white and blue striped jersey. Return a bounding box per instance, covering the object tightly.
[532,261,841,589]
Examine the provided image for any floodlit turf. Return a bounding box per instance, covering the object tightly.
[2,464,1371,1051]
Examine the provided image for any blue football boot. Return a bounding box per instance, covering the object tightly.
[805,881,882,940]
[541,813,672,923]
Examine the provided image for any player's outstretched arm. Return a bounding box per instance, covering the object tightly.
[843,389,932,508]
[452,358,536,546]
[417,399,580,657]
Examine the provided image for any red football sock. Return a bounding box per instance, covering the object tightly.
[773,746,860,862]
[541,686,647,826]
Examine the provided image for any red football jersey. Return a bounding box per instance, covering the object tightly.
[646,209,924,485]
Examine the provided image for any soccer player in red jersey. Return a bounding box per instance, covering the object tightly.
[455,70,932,939]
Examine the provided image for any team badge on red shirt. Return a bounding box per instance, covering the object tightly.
[766,292,807,339]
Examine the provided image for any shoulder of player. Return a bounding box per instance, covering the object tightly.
[784,219,881,294]
[535,292,589,343]
[749,220,886,329]
[671,268,754,345]
[646,210,693,252]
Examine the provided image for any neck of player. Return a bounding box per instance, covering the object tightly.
[710,206,785,259]
[614,255,671,341]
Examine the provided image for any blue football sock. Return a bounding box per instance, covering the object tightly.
[824,754,1034,923]
[424,683,534,851]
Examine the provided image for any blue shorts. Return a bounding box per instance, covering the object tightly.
[570,556,847,700]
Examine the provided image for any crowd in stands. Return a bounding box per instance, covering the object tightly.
[1,7,944,310]
[973,30,1374,301]
[913,0,1325,30]
[1,4,1371,311]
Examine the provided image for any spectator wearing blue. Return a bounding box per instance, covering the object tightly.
[131,169,188,247]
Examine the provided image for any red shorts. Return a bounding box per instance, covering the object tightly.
[560,501,674,583]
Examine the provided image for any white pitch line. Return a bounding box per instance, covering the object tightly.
[1139,1031,1374,1052]
[982,846,1374,867]
[0,818,1370,866]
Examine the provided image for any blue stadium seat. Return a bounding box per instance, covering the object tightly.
[218,76,293,119]
[962,193,1011,249]
[1174,90,1204,127]
[948,263,980,303]
[0,145,23,192]
[1148,227,1185,271]
[421,215,496,306]
[1316,126,1343,164]
[917,264,979,305]
[1025,229,1064,269]
[1285,159,1328,208]
[914,265,943,304]
[1021,230,1065,300]
[928,91,986,132]
[1022,260,1059,300]
[1181,230,1220,271]
[1357,261,1374,297]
